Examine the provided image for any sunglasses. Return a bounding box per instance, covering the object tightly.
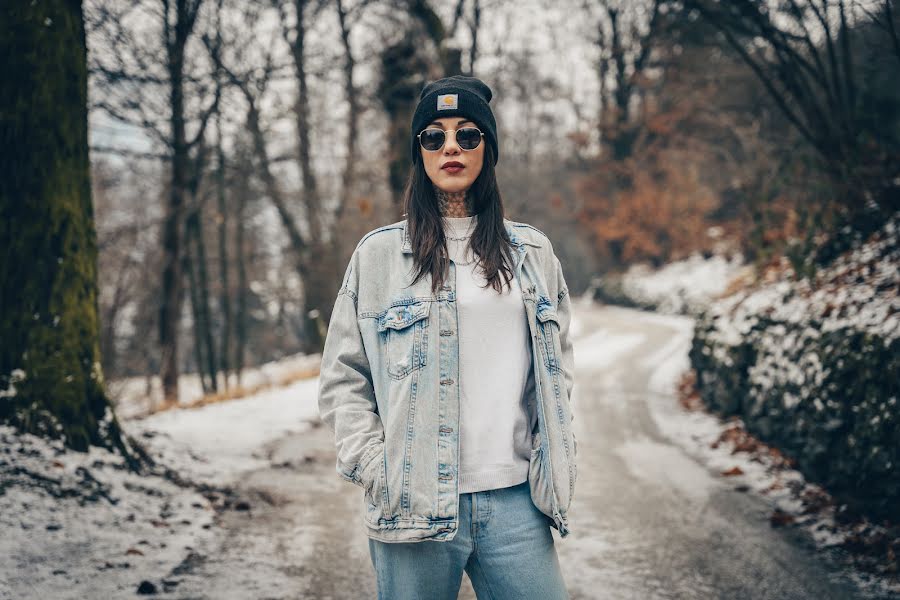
[417,127,484,152]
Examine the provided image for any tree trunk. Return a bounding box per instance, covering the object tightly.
[242,94,333,351]
[287,0,337,352]
[468,0,481,74]
[100,263,130,376]
[289,0,322,246]
[159,0,203,408]
[188,205,218,393]
[0,0,150,469]
[215,111,232,389]
[335,0,358,226]
[183,230,210,394]
[235,167,249,387]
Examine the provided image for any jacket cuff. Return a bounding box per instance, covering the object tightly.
[354,443,384,494]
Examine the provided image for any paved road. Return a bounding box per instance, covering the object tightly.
[556,304,865,599]
[173,303,870,599]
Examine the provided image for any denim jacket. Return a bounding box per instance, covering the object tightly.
[317,217,577,543]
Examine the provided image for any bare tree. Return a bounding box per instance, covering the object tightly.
[275,0,326,246]
[334,0,375,225]
[684,0,900,218]
[183,137,219,395]
[87,0,221,406]
[233,140,253,385]
[203,7,341,353]
[860,0,900,66]
[589,0,667,161]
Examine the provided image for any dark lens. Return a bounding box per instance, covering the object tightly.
[457,127,482,150]
[419,129,445,151]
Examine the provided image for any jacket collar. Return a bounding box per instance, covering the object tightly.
[401,217,542,254]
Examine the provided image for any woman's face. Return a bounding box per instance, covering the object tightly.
[419,116,485,194]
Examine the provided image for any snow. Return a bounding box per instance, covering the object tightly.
[0,355,324,599]
[126,377,321,484]
[575,328,647,371]
[613,433,718,503]
[637,307,825,520]
[706,213,900,352]
[619,252,749,316]
[108,353,322,420]
[1,369,26,399]
[0,425,215,598]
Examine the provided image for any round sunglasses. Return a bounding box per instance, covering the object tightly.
[417,126,484,152]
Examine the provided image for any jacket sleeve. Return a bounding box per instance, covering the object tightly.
[553,253,577,455]
[553,255,575,403]
[317,251,384,498]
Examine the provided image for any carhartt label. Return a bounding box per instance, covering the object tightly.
[437,94,458,110]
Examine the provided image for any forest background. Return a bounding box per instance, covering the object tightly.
[1,0,897,521]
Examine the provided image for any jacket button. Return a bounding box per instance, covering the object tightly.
[440,378,454,385]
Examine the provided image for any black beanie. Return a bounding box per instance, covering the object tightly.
[410,75,499,166]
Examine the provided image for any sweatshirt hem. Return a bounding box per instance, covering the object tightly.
[458,463,529,493]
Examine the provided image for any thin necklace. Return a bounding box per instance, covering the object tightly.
[446,219,476,264]
[446,221,475,242]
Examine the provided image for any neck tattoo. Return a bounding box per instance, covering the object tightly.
[434,186,473,217]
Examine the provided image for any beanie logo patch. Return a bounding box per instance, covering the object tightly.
[437,94,458,110]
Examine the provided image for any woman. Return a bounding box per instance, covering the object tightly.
[318,75,577,599]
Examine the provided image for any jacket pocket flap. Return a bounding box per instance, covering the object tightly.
[536,306,559,324]
[377,301,430,332]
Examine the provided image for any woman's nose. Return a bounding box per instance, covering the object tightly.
[442,131,461,153]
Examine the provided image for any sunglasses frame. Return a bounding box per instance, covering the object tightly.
[417,126,484,152]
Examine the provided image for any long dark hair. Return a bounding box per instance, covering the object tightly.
[403,144,517,296]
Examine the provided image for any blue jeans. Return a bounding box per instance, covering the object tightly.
[367,480,569,599]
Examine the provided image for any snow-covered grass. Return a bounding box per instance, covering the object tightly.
[108,352,322,420]
[705,215,899,349]
[618,251,749,316]
[0,356,324,599]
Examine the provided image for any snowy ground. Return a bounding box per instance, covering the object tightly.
[0,369,323,599]
[1,294,897,598]
[0,424,217,598]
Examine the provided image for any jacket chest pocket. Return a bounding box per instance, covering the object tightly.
[377,301,430,380]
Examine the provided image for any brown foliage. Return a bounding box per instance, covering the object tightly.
[575,150,719,267]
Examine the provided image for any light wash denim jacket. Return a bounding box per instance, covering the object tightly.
[317,217,577,543]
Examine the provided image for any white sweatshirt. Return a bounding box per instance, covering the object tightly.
[444,215,536,493]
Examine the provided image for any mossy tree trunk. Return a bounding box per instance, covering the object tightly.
[0,0,150,470]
